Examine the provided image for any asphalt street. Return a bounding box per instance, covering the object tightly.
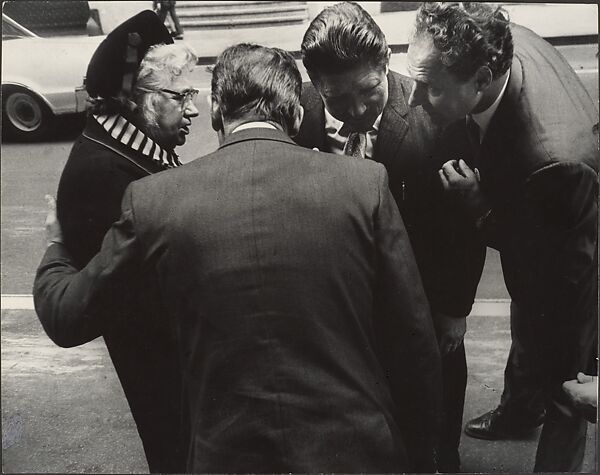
[2,309,596,473]
[1,45,598,472]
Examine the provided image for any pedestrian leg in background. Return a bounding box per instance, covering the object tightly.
[167,1,183,39]
[465,302,546,439]
[438,342,467,472]
[155,2,168,24]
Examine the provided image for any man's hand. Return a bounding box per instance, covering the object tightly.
[433,312,466,356]
[563,372,597,423]
[44,194,63,247]
[439,159,489,221]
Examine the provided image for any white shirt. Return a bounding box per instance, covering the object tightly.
[469,71,510,142]
[324,108,382,159]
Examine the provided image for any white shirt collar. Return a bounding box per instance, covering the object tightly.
[470,71,510,141]
[94,113,181,168]
[323,109,382,159]
[324,108,382,135]
[232,121,278,134]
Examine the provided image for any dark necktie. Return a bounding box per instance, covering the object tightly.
[343,131,367,159]
[466,115,481,165]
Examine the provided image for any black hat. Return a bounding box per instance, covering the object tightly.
[86,10,173,98]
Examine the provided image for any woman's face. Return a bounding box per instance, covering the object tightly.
[146,70,200,149]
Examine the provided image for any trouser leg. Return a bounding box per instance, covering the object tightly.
[169,6,183,36]
[508,301,590,471]
[498,301,546,424]
[438,342,467,472]
[533,389,587,472]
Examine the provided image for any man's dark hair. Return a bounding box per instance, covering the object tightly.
[301,2,389,78]
[211,43,302,133]
[414,2,513,81]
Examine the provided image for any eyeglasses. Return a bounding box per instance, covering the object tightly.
[138,86,200,108]
[160,88,200,106]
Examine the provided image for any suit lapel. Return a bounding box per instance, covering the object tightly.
[375,72,409,167]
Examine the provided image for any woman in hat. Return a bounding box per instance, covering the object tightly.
[44,10,199,473]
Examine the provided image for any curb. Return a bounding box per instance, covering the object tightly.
[194,34,598,65]
[1,294,511,315]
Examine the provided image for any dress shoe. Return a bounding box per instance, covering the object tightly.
[465,408,545,440]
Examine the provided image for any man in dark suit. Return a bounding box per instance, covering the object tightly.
[34,43,442,473]
[407,3,598,471]
[294,2,485,471]
[50,11,199,472]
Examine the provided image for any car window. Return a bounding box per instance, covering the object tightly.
[2,14,37,39]
[2,21,26,39]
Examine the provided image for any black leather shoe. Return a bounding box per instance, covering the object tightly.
[464,408,544,440]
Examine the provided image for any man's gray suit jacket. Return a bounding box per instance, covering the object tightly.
[34,127,441,473]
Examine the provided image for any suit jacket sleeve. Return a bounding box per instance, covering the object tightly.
[429,124,486,318]
[409,169,486,319]
[483,161,598,316]
[372,166,442,472]
[33,185,141,348]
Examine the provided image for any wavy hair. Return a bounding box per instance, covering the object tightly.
[413,2,513,81]
[301,2,389,78]
[132,42,198,127]
[210,43,302,133]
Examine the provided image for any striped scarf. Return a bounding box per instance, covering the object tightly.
[93,114,182,168]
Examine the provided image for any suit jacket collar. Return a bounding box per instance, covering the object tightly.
[82,116,165,175]
[219,127,297,150]
[375,71,410,164]
[299,84,328,152]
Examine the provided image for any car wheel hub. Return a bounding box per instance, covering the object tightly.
[6,92,42,132]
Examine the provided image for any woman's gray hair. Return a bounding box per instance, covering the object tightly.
[132,42,198,127]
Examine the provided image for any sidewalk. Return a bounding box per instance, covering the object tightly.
[179,4,598,63]
[1,308,596,473]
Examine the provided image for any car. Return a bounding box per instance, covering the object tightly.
[2,13,104,141]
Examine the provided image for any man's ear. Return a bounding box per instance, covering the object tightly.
[385,47,392,75]
[474,65,493,93]
[289,105,305,138]
[307,71,321,91]
[210,97,223,133]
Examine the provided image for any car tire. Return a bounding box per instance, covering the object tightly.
[2,86,54,141]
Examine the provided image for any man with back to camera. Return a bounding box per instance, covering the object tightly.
[406,2,598,471]
[34,42,442,473]
[294,2,485,471]
[48,10,199,472]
